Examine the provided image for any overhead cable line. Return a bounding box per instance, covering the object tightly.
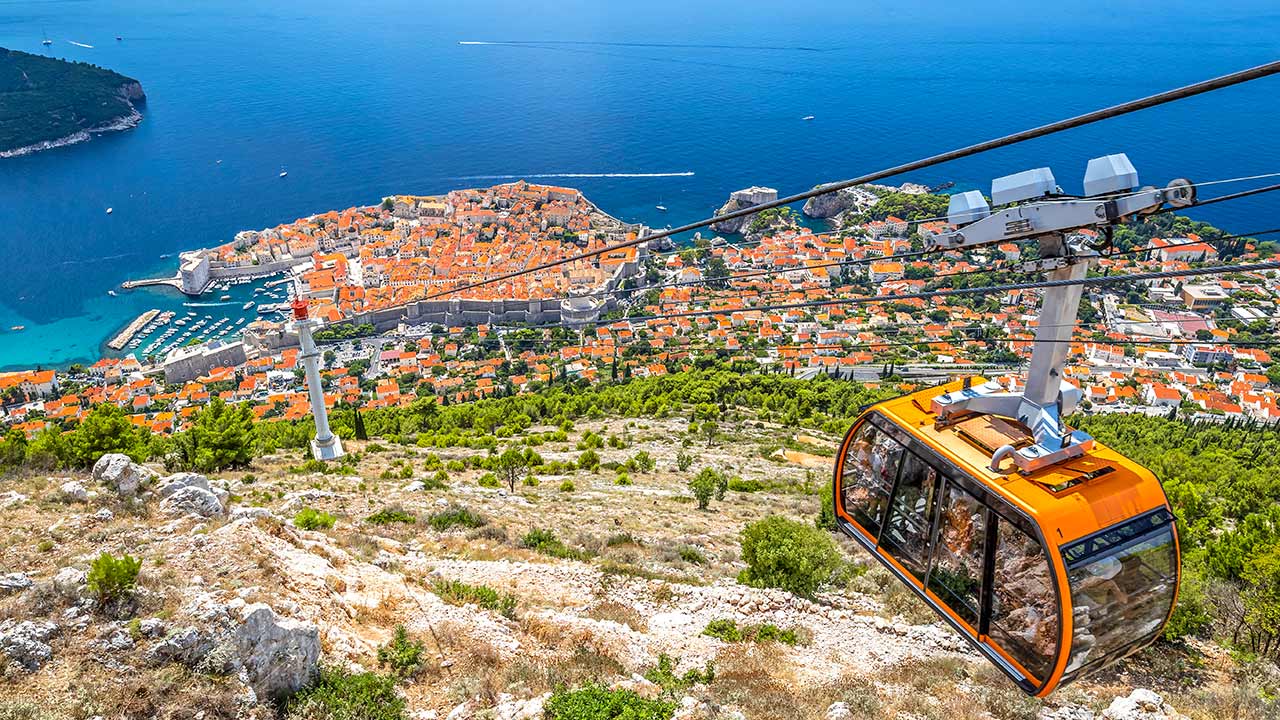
[509,260,1280,331]
[423,61,1280,301]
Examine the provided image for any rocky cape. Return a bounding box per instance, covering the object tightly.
[0,48,146,158]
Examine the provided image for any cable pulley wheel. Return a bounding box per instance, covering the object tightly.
[1164,178,1196,208]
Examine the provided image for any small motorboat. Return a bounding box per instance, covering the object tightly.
[107,290,117,296]
[279,166,288,178]
[802,115,815,121]
[9,326,24,332]
[106,207,113,214]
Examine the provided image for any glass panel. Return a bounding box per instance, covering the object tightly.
[990,520,1058,682]
[927,483,985,628]
[880,451,941,580]
[1063,520,1177,678]
[839,420,903,538]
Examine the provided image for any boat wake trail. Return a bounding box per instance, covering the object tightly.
[457,171,695,180]
[67,40,94,48]
[459,40,826,52]
[183,302,235,307]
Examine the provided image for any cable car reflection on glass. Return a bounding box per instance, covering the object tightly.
[833,382,1180,696]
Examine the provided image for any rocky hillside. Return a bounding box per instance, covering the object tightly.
[0,415,1265,719]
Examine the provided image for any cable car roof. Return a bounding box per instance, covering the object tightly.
[872,379,1170,547]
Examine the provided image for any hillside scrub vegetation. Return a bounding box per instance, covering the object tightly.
[0,47,143,152]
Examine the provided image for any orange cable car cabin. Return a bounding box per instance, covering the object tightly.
[832,378,1180,696]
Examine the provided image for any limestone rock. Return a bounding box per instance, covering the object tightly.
[231,604,320,704]
[1101,689,1187,720]
[92,508,115,522]
[710,187,777,235]
[494,692,549,720]
[53,567,87,600]
[0,490,29,509]
[161,486,226,519]
[1039,705,1096,720]
[0,573,32,595]
[138,618,166,638]
[446,700,474,720]
[58,480,90,503]
[825,701,854,720]
[802,184,879,219]
[158,472,230,506]
[0,620,58,672]
[92,453,155,497]
[231,506,273,522]
[146,626,214,666]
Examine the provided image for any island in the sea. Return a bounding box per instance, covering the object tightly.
[0,47,145,157]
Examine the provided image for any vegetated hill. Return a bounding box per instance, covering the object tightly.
[0,370,1273,719]
[0,47,145,155]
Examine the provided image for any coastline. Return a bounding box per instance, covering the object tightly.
[0,107,143,159]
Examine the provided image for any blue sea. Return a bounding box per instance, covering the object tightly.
[1,0,1278,370]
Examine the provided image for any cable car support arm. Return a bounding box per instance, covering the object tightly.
[922,155,1195,473]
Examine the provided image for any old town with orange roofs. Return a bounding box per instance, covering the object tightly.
[2,180,1278,439]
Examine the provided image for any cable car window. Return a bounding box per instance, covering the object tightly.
[880,451,941,581]
[927,482,986,628]
[990,521,1058,682]
[1062,513,1177,679]
[839,420,903,538]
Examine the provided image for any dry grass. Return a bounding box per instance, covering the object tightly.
[583,600,647,632]
[355,591,406,626]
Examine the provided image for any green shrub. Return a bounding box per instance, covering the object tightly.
[422,453,442,470]
[577,449,600,471]
[544,684,675,720]
[520,528,593,561]
[615,471,631,486]
[702,618,742,642]
[738,516,841,598]
[688,468,727,510]
[284,666,406,720]
[86,551,142,602]
[445,459,466,472]
[294,507,336,531]
[608,435,626,449]
[1164,560,1214,641]
[728,478,763,493]
[523,474,540,487]
[815,481,837,531]
[421,470,449,489]
[431,579,517,619]
[376,625,425,678]
[559,479,575,492]
[677,546,706,564]
[606,532,640,547]
[576,432,604,450]
[675,450,694,472]
[427,505,486,531]
[701,618,802,645]
[477,472,500,488]
[642,653,714,696]
[630,450,656,473]
[366,507,416,526]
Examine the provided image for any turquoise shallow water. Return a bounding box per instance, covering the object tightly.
[1,0,1279,370]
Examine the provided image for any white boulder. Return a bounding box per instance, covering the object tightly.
[231,604,320,704]
[0,619,58,672]
[58,480,90,503]
[0,573,32,595]
[1101,689,1188,720]
[160,486,225,519]
[92,453,155,497]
